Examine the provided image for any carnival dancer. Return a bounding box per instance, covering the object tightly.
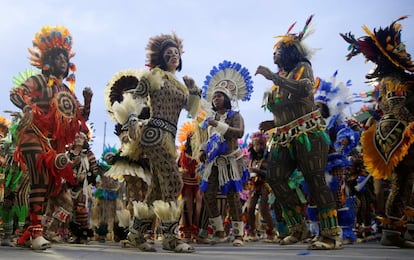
[177,120,210,244]
[256,15,343,249]
[198,60,253,247]
[115,32,201,253]
[0,115,30,247]
[341,16,414,248]
[67,131,99,244]
[314,71,361,244]
[103,70,153,248]
[90,160,122,243]
[245,131,276,242]
[9,25,92,250]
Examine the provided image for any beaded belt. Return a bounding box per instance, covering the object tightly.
[148,117,177,137]
[270,110,325,148]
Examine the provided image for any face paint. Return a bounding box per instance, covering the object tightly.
[163,47,180,72]
[52,53,69,76]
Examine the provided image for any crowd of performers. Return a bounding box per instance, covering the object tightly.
[0,13,414,253]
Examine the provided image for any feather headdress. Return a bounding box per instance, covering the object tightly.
[340,16,414,72]
[202,60,253,111]
[273,14,316,59]
[177,120,196,153]
[314,71,353,129]
[28,25,77,91]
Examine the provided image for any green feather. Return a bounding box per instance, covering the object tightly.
[11,169,23,192]
[5,168,13,187]
[12,205,29,223]
[297,135,304,144]
[272,148,279,160]
[288,146,294,159]
[320,130,331,145]
[0,205,14,222]
[304,134,311,152]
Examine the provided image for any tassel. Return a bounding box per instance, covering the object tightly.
[320,130,331,145]
[11,169,23,191]
[303,134,311,152]
[12,205,29,224]
[48,77,54,87]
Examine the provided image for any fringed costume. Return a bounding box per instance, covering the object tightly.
[177,121,209,244]
[9,25,92,250]
[103,69,153,250]
[341,16,414,248]
[314,71,361,244]
[256,15,343,249]
[66,132,99,244]
[245,131,284,242]
[199,60,253,247]
[109,32,201,253]
[90,162,121,243]
[0,115,30,247]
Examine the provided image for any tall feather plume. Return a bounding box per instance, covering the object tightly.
[286,21,297,35]
[298,14,314,40]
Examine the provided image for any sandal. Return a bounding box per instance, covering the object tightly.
[308,236,343,250]
[120,232,156,252]
[233,238,244,247]
[211,236,229,244]
[173,242,196,253]
[163,235,195,253]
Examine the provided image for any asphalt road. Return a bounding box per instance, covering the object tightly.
[0,239,413,260]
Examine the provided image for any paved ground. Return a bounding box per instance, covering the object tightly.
[0,239,413,260]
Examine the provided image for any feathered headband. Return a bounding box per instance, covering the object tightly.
[202,60,253,111]
[177,121,195,144]
[28,25,77,90]
[177,120,196,152]
[145,32,184,69]
[340,16,414,72]
[273,14,315,59]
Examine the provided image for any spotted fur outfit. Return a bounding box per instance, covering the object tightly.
[128,67,200,251]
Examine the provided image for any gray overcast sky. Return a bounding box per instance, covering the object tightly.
[1,0,413,157]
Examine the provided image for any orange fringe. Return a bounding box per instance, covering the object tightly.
[361,122,414,179]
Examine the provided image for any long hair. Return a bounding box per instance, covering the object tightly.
[277,43,311,72]
[158,41,183,72]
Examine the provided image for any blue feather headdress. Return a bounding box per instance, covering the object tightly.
[314,70,353,131]
[202,60,253,111]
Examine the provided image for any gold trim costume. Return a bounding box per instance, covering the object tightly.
[256,15,343,250]
[341,16,414,248]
